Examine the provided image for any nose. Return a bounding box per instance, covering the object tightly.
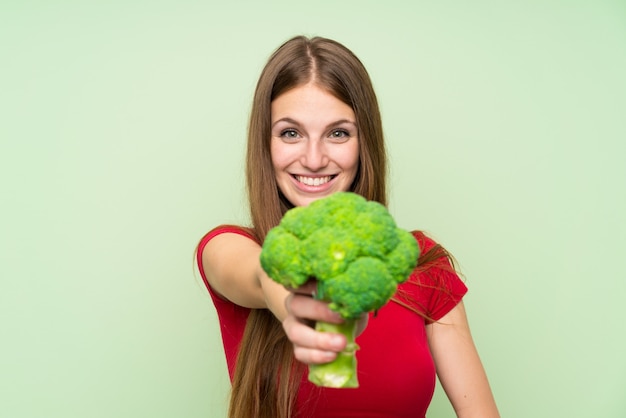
[301,139,329,171]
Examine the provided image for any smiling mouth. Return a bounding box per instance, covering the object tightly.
[294,175,335,186]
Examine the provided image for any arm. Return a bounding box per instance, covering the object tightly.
[427,302,500,418]
[202,232,349,356]
[201,232,289,320]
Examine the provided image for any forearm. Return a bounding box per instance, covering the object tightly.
[428,303,500,418]
[437,344,500,418]
[259,268,290,321]
[202,232,288,318]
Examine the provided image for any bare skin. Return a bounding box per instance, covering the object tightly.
[202,82,500,416]
[283,292,499,417]
[203,233,499,417]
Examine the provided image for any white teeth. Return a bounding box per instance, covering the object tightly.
[296,176,332,186]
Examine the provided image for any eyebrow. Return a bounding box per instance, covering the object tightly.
[271,117,357,129]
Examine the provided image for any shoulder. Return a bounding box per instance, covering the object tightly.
[196,224,260,286]
[397,230,468,322]
[198,224,259,252]
[409,230,454,274]
[411,230,437,253]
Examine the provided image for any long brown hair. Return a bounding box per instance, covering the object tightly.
[230,36,388,418]
[229,36,451,418]
[246,36,386,241]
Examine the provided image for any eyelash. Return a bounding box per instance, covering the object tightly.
[330,129,350,138]
[279,129,351,140]
[280,129,299,139]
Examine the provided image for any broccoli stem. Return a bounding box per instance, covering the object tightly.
[308,319,360,388]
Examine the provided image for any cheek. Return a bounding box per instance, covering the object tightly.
[342,142,360,171]
[270,142,286,169]
[271,142,303,171]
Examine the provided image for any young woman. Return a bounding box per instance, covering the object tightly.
[197,35,500,418]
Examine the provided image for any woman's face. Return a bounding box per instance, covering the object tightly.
[270,83,360,207]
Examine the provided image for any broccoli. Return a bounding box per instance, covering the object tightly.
[259,192,420,388]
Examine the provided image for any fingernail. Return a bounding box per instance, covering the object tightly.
[329,335,344,349]
[330,312,343,322]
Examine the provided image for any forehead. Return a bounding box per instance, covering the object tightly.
[271,83,355,123]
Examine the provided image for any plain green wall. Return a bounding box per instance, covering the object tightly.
[2,1,625,417]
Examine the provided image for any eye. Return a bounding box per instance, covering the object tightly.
[329,129,350,141]
[280,129,300,141]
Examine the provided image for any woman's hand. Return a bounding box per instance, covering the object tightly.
[282,281,368,365]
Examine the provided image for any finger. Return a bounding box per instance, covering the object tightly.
[287,293,344,324]
[355,312,369,337]
[282,315,346,353]
[293,346,338,365]
[286,280,318,296]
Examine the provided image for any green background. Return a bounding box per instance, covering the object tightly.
[2,1,625,417]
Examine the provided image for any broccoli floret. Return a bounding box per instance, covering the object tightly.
[259,192,420,388]
[261,226,311,288]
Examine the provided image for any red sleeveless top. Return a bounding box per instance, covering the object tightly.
[197,225,467,418]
